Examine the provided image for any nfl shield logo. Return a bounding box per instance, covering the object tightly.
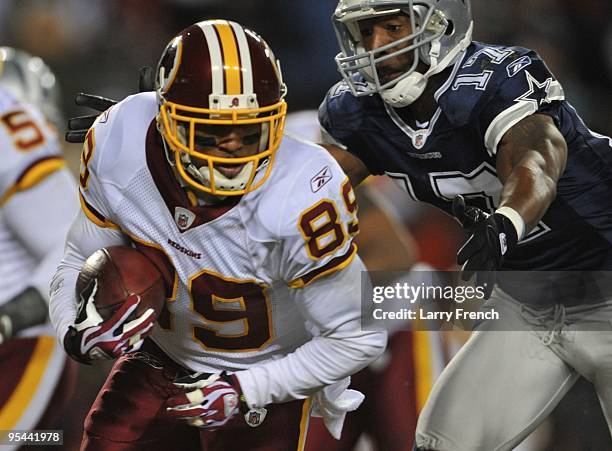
[244,407,267,427]
[178,214,189,228]
[174,207,196,231]
[413,132,427,149]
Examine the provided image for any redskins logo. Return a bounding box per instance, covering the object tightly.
[157,36,183,95]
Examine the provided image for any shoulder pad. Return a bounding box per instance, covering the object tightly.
[253,136,357,285]
[0,93,63,203]
[320,78,385,140]
[438,42,537,126]
[82,92,157,189]
[78,92,157,225]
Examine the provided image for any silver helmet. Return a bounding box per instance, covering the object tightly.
[0,47,62,128]
[333,0,473,107]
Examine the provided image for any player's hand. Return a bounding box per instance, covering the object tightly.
[65,66,155,143]
[65,94,117,143]
[63,279,155,364]
[453,195,518,297]
[166,372,243,429]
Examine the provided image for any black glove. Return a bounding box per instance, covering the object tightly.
[0,287,49,345]
[65,66,155,143]
[453,195,518,298]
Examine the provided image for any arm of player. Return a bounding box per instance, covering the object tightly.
[453,115,568,292]
[496,113,567,233]
[164,262,385,430]
[355,184,417,272]
[49,210,148,363]
[235,257,387,408]
[319,143,370,188]
[0,166,78,342]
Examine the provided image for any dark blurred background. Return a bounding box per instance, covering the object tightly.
[0,0,610,133]
[1,1,609,449]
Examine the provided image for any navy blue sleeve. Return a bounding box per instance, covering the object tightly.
[318,82,386,175]
[476,52,566,156]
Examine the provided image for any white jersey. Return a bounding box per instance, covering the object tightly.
[0,87,77,336]
[50,92,385,409]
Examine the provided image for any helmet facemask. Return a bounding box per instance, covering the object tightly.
[333,0,473,107]
[158,97,286,197]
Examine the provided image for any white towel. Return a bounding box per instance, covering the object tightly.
[310,377,365,439]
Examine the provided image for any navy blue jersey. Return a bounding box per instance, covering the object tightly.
[320,42,612,271]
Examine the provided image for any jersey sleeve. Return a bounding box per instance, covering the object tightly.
[3,167,79,301]
[0,102,65,206]
[476,51,566,156]
[77,107,122,230]
[50,96,152,342]
[319,83,386,175]
[49,209,129,343]
[273,147,360,288]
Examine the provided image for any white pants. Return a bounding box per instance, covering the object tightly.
[415,289,612,451]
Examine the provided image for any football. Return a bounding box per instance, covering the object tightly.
[76,245,166,321]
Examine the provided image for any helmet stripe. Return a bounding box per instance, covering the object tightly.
[213,21,242,95]
[198,22,224,95]
[230,22,253,95]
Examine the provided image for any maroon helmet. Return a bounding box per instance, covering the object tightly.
[156,20,287,196]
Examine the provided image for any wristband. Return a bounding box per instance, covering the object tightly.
[495,206,526,240]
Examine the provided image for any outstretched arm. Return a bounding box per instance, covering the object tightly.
[452,113,568,292]
[496,113,567,236]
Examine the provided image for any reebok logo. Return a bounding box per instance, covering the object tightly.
[310,166,333,193]
[507,55,532,78]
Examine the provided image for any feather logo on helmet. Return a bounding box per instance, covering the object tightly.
[157,37,182,96]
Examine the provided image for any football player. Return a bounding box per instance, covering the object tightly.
[0,48,78,445]
[319,0,612,450]
[49,20,387,451]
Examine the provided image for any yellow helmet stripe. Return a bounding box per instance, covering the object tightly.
[230,21,253,94]
[213,21,242,95]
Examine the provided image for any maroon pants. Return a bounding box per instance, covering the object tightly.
[81,342,310,451]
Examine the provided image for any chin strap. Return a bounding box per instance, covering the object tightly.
[380,21,474,108]
[196,160,254,192]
